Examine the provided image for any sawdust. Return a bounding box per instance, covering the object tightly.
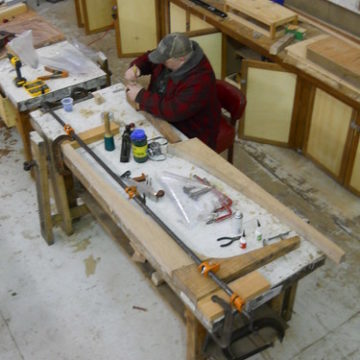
[79,109,95,118]
[72,238,91,252]
[84,255,100,277]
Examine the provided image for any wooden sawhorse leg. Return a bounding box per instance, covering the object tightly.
[185,308,207,360]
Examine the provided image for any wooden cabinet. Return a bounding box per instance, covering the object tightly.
[240,60,298,146]
[304,88,354,178]
[114,0,160,57]
[166,2,223,79]
[74,0,114,34]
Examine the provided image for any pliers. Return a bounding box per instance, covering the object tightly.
[217,234,242,247]
[38,66,69,80]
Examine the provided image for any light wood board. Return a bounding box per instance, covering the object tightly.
[174,236,300,303]
[197,271,270,322]
[307,36,360,89]
[169,138,345,264]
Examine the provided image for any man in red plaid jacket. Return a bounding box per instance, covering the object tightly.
[125,33,221,150]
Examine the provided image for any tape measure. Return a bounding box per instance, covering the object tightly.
[23,79,50,97]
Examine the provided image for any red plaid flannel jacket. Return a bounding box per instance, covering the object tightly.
[131,51,221,149]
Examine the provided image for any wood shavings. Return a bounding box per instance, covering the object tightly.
[79,109,95,118]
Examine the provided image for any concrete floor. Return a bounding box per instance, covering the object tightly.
[1,1,360,359]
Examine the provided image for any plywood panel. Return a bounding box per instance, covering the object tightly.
[349,141,360,192]
[307,36,360,89]
[82,0,114,34]
[190,14,214,31]
[117,0,158,54]
[243,64,297,143]
[191,33,222,79]
[307,89,353,176]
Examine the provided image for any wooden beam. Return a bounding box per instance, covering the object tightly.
[169,138,345,264]
[173,236,300,303]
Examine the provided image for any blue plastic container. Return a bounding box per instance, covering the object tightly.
[61,97,74,112]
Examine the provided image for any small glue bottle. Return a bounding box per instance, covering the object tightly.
[232,210,243,235]
[239,230,247,249]
[255,220,263,242]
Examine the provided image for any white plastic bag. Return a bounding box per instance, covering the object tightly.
[7,30,39,68]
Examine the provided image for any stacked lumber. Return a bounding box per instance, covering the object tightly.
[225,0,298,39]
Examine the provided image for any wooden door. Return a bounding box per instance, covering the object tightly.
[168,2,222,79]
[74,0,84,27]
[345,113,360,195]
[82,0,115,34]
[304,88,353,178]
[115,0,160,57]
[240,60,297,146]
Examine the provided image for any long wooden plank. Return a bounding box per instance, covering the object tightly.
[169,138,345,264]
[174,236,300,303]
[307,36,360,89]
[197,271,270,322]
[61,143,193,275]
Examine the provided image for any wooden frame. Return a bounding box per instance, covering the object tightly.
[74,0,84,27]
[81,0,115,35]
[303,88,355,180]
[114,0,161,58]
[344,111,360,196]
[240,60,298,146]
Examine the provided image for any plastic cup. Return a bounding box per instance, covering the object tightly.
[61,97,74,112]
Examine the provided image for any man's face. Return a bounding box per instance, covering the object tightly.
[164,57,184,71]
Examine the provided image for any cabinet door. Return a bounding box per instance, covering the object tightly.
[115,0,159,57]
[81,0,115,34]
[305,88,353,178]
[169,3,222,79]
[349,139,360,194]
[74,0,84,27]
[240,60,297,145]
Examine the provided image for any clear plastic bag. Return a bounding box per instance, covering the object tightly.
[7,30,39,68]
[158,172,221,227]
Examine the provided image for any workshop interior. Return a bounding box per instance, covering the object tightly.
[0,0,359,360]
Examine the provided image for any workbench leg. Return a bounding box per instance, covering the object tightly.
[185,308,207,360]
[15,110,33,162]
[282,283,298,321]
[48,144,73,236]
[30,132,54,245]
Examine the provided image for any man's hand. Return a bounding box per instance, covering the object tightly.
[124,65,140,84]
[126,83,143,102]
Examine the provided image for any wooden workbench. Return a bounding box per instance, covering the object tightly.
[0,40,108,162]
[29,83,344,359]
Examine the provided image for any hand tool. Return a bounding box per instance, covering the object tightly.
[37,66,69,80]
[102,112,115,151]
[44,103,247,316]
[23,79,50,97]
[262,230,291,246]
[7,53,26,87]
[121,170,165,201]
[120,123,134,162]
[189,0,227,18]
[193,175,233,224]
[217,234,242,247]
[183,184,212,200]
